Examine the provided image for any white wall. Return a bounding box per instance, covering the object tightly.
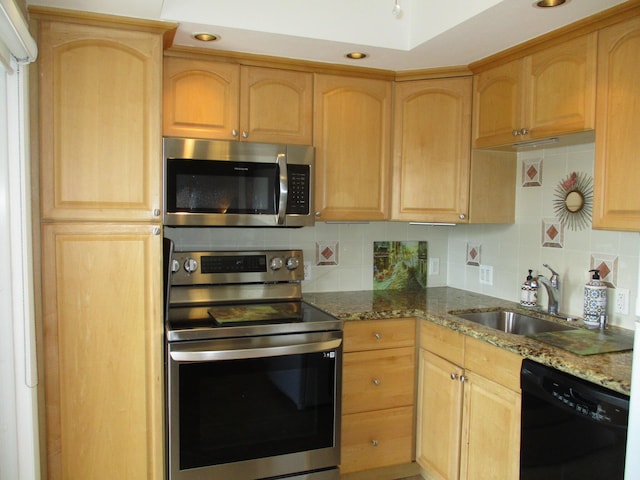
[448,142,639,330]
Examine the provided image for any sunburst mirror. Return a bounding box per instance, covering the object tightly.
[553,171,593,231]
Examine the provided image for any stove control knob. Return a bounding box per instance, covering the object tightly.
[270,257,284,271]
[184,258,198,274]
[286,256,300,270]
[171,259,180,273]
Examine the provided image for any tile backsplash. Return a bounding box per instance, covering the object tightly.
[165,141,639,330]
[448,142,639,330]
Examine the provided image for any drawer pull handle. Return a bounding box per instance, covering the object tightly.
[372,440,379,447]
[374,333,382,340]
[373,378,381,386]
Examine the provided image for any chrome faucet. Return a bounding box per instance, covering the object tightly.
[537,264,561,315]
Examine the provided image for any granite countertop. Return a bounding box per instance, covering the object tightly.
[304,287,634,396]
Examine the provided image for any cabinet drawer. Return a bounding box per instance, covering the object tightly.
[343,318,416,352]
[341,406,414,474]
[342,347,415,414]
[420,320,464,365]
[464,336,522,392]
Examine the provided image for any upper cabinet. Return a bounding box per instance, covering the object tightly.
[593,16,640,231]
[472,33,596,148]
[38,20,165,222]
[391,77,472,223]
[313,74,392,221]
[163,57,313,144]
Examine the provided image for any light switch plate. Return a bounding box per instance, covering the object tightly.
[479,265,493,285]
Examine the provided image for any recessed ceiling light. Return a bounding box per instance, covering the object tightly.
[193,33,220,42]
[346,52,368,60]
[535,0,567,7]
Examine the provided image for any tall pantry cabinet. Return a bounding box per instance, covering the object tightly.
[30,9,175,480]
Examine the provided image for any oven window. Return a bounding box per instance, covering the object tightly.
[167,159,278,214]
[178,351,336,470]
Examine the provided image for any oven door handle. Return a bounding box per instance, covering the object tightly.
[170,337,342,363]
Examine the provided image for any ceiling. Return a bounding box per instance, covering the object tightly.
[26,0,628,71]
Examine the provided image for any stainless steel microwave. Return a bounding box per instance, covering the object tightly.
[163,137,314,227]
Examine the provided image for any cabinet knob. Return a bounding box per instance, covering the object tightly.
[460,375,467,383]
[458,213,466,220]
[373,378,381,386]
[232,129,238,137]
[374,332,382,340]
[315,211,321,217]
[153,208,161,217]
[152,227,161,236]
[242,131,249,139]
[512,129,521,137]
[450,373,459,380]
[520,128,529,136]
[371,440,379,447]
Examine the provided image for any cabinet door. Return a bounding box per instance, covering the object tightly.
[460,371,521,480]
[42,223,163,480]
[38,21,163,221]
[525,33,596,140]
[472,60,523,148]
[593,17,640,231]
[313,74,392,221]
[416,350,464,480]
[163,57,240,140]
[392,77,472,223]
[240,66,313,144]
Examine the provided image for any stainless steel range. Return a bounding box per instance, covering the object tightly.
[164,245,342,480]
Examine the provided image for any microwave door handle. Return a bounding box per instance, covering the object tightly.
[277,153,288,225]
[170,338,342,363]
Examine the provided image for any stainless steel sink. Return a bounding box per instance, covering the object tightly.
[450,309,576,335]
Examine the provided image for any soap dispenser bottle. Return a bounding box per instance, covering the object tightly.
[520,269,538,307]
[583,268,607,326]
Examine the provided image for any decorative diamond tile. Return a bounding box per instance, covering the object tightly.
[541,218,563,248]
[590,254,618,287]
[316,241,339,265]
[466,243,481,266]
[522,158,543,187]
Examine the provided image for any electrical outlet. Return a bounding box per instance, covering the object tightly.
[429,257,440,275]
[304,261,312,281]
[479,265,493,286]
[614,288,629,315]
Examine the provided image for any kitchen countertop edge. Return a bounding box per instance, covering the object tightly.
[304,286,633,396]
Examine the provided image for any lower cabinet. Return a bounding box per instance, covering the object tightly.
[417,321,521,480]
[340,318,416,474]
[41,223,164,480]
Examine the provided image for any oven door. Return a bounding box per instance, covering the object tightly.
[167,330,342,480]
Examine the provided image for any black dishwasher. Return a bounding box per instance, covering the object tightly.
[520,359,629,479]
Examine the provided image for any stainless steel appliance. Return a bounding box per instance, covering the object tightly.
[520,359,629,479]
[163,137,314,228]
[165,246,342,480]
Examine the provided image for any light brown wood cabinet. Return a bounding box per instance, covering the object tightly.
[41,223,164,480]
[313,74,392,221]
[32,12,170,480]
[341,318,416,474]
[417,321,521,480]
[163,57,313,144]
[593,16,640,231]
[37,19,164,222]
[472,33,596,148]
[392,77,472,223]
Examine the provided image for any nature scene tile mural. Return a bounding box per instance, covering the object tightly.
[373,241,428,290]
